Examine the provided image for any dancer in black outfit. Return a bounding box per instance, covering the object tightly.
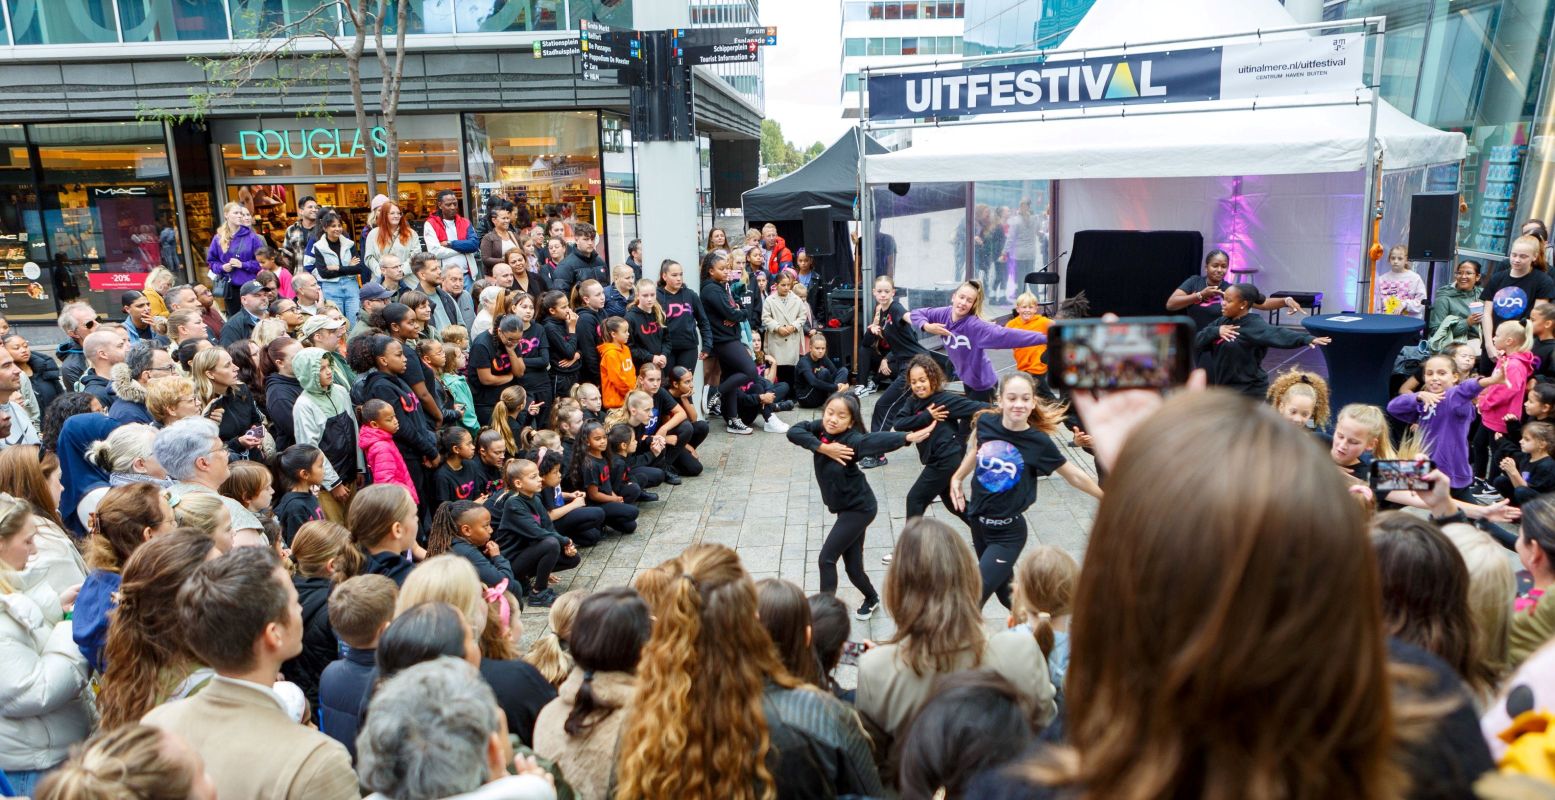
[700,250,763,435]
[892,354,990,521]
[861,275,947,468]
[540,290,581,403]
[788,391,934,620]
[794,332,851,408]
[657,259,712,373]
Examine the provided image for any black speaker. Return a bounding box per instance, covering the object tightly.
[802,205,833,256]
[1408,193,1459,261]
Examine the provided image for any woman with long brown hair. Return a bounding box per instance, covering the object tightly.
[974,390,1493,799]
[0,445,85,596]
[614,543,881,799]
[363,202,421,279]
[74,483,177,675]
[857,517,1055,776]
[96,529,219,730]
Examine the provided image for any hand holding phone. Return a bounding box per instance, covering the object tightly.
[1370,458,1435,493]
[1048,317,1193,393]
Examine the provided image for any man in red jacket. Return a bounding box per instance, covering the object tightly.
[762,223,793,275]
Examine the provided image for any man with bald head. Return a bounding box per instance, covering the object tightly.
[76,327,128,407]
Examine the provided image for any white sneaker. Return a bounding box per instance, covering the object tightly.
[763,415,790,433]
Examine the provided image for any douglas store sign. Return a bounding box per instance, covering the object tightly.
[236,126,391,161]
[866,33,1364,121]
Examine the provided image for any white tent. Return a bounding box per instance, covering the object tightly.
[861,0,1467,312]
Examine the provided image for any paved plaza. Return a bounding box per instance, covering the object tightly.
[519,390,1101,658]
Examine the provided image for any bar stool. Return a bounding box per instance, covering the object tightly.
[1228,263,1261,284]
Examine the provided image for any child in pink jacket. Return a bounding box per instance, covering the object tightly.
[359,398,418,502]
[1481,320,1538,474]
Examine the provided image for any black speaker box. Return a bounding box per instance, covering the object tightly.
[1408,193,1459,261]
[802,205,833,256]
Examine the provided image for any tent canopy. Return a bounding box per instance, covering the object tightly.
[862,0,1467,184]
[744,128,888,222]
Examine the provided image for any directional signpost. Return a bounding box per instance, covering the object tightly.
[579,20,644,83]
[671,26,775,66]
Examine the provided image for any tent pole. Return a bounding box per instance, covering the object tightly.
[1359,19,1386,312]
[856,124,869,378]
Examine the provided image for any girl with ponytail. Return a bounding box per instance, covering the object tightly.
[1011,545,1079,691]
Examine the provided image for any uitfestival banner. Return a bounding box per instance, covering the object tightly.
[866,33,1364,122]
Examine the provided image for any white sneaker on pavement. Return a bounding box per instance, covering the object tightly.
[763,415,790,433]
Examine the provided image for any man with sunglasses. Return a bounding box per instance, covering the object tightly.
[54,301,99,391]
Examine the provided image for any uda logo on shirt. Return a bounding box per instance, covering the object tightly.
[640,321,661,335]
[518,337,539,355]
[665,302,693,319]
[975,440,1023,492]
[943,333,972,350]
[1495,286,1530,318]
[456,481,475,499]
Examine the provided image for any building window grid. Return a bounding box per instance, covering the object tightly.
[846,35,962,57]
[0,0,10,45]
[844,0,964,20]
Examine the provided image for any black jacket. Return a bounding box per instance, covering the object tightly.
[701,279,746,346]
[55,340,87,394]
[494,491,564,556]
[787,421,910,514]
[762,683,884,799]
[657,286,713,353]
[219,310,260,347]
[281,575,336,711]
[480,658,557,748]
[517,321,549,392]
[274,490,323,546]
[319,646,374,759]
[28,353,63,414]
[864,300,932,371]
[625,305,667,367]
[353,370,437,463]
[893,390,990,464]
[796,354,847,406]
[449,537,517,588]
[556,249,609,296]
[264,374,303,451]
[75,371,117,409]
[1194,313,1313,398]
[542,315,581,377]
[211,386,266,458]
[575,307,603,387]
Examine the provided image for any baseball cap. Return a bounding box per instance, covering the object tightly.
[239,280,266,297]
[299,314,344,340]
[359,283,392,302]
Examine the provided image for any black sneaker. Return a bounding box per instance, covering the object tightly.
[858,455,887,469]
[726,418,754,435]
[638,491,660,503]
[855,597,880,621]
[527,588,559,608]
[775,400,795,412]
[709,394,723,418]
[662,471,683,485]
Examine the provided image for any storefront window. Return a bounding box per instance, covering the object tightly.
[569,0,632,30]
[465,111,604,255]
[216,116,461,181]
[0,126,57,322]
[118,0,230,42]
[602,115,637,269]
[228,0,339,39]
[458,0,561,32]
[32,122,178,318]
[8,0,119,45]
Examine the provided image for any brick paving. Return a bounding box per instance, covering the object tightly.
[518,389,1101,663]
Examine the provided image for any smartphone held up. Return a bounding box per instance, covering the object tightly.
[1047,316,1194,393]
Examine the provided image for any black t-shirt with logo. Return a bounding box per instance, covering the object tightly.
[1177,275,1230,331]
[967,415,1066,521]
[1482,269,1555,324]
[468,331,514,407]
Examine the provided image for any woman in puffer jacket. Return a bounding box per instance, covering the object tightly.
[0,492,91,796]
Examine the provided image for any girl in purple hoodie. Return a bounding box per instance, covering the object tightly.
[909,281,1047,402]
[205,202,264,306]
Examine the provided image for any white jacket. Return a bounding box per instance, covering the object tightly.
[22,516,87,599]
[0,582,92,771]
[304,236,360,283]
[762,292,809,366]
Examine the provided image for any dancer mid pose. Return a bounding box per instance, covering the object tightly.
[892,354,990,521]
[910,280,1047,404]
[789,391,935,620]
[700,251,764,435]
[951,372,1101,608]
[863,275,941,441]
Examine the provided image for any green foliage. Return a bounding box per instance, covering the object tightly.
[760,119,824,178]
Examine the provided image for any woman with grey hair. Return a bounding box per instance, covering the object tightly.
[152,417,264,543]
[358,656,555,800]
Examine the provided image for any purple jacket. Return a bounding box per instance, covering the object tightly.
[1386,379,1483,489]
[908,306,1046,392]
[205,226,264,287]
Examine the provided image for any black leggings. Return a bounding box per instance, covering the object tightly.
[551,372,578,405]
[628,465,665,489]
[670,420,708,476]
[593,499,639,534]
[971,514,1028,610]
[906,457,964,521]
[510,538,581,591]
[524,380,553,429]
[870,371,912,432]
[818,509,877,602]
[669,346,700,373]
[712,340,759,423]
[737,382,790,426]
[554,506,607,547]
[966,386,995,403]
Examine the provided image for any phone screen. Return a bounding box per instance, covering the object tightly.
[1049,317,1193,392]
[839,640,864,667]
[1370,458,1435,492]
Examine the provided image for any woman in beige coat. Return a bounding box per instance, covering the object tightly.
[532,586,649,800]
[762,268,810,385]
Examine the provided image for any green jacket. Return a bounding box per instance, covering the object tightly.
[1429,285,1481,343]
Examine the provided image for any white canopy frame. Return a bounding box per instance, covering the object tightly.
[854,15,1405,315]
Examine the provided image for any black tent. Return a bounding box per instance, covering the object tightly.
[742,128,888,223]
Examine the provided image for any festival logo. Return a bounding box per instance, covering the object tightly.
[640,320,661,335]
[975,440,1024,493]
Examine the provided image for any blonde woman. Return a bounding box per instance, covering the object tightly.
[143,267,176,318]
[0,492,92,794]
[189,348,265,459]
[145,375,202,428]
[205,201,263,307]
[397,555,557,747]
[172,493,238,552]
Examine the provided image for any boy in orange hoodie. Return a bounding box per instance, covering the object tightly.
[598,315,637,409]
[1007,291,1054,399]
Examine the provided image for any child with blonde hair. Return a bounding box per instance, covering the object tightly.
[1477,320,1537,477]
[1011,545,1079,690]
[1266,370,1332,431]
[523,589,586,687]
[1006,290,1054,398]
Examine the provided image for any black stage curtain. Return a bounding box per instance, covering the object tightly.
[1065,230,1203,317]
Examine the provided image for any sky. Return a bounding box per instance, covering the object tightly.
[760,0,853,149]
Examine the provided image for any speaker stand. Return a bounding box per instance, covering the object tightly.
[1419,259,1446,334]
